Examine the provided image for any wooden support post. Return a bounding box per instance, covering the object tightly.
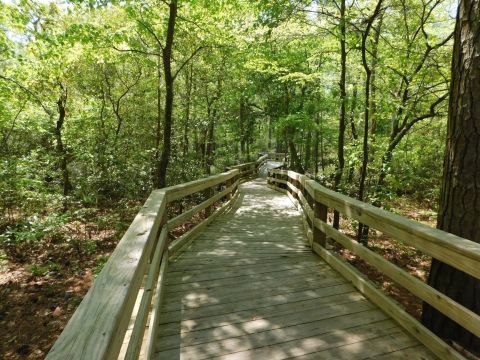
[232,174,238,194]
[227,177,234,200]
[294,179,300,202]
[313,191,328,247]
[205,187,214,217]
[305,188,313,230]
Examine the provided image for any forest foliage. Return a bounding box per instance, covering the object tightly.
[0,0,454,222]
[0,0,455,290]
[0,0,455,284]
[0,0,458,358]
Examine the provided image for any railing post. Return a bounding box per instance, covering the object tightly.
[313,189,328,247]
[232,170,239,194]
[226,177,233,200]
[205,187,214,217]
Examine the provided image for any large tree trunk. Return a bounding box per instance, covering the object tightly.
[156,0,177,189]
[422,1,480,354]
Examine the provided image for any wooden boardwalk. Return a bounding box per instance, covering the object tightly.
[153,174,436,359]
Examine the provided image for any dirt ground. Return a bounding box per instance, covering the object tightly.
[0,205,137,360]
[333,196,436,319]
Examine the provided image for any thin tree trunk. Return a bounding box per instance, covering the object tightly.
[314,113,319,177]
[154,56,163,186]
[205,75,222,174]
[55,85,72,199]
[320,114,325,171]
[239,98,246,158]
[333,0,347,229]
[267,115,271,149]
[304,130,311,172]
[183,64,193,157]
[369,14,383,137]
[357,0,384,244]
[347,84,358,184]
[156,0,178,189]
[205,107,216,174]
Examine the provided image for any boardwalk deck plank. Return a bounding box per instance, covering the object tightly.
[153,171,437,359]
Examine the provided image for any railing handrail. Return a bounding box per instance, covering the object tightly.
[270,169,480,278]
[46,154,276,360]
[267,168,479,360]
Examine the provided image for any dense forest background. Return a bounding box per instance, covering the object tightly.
[0,0,457,358]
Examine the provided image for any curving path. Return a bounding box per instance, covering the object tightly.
[153,169,436,359]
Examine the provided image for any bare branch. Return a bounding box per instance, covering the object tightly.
[112,45,161,57]
[136,19,165,51]
[173,45,207,80]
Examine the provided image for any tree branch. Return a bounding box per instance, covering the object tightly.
[173,45,207,80]
[112,45,161,57]
[137,19,165,51]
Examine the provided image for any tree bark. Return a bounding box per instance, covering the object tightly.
[205,106,216,174]
[304,129,311,171]
[156,0,177,189]
[333,0,347,229]
[422,1,480,354]
[314,113,319,176]
[357,0,384,244]
[347,84,358,184]
[183,64,193,157]
[54,84,73,198]
[268,115,273,150]
[154,56,163,186]
[369,14,383,137]
[288,139,304,174]
[205,74,222,174]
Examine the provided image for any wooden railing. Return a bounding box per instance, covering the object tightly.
[46,155,268,360]
[267,168,480,360]
[267,152,288,162]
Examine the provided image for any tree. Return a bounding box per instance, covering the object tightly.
[356,0,384,243]
[332,0,347,229]
[422,0,480,354]
[156,0,178,188]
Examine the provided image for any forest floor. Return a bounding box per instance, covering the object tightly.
[334,196,437,319]
[0,202,141,360]
[0,195,437,360]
